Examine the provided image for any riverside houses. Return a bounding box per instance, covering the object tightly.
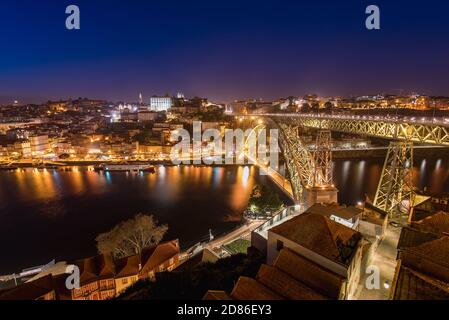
[0,240,181,301]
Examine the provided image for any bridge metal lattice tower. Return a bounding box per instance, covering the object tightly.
[277,123,316,203]
[373,141,414,217]
[313,130,333,186]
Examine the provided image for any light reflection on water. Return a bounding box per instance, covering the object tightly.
[1,158,448,274]
[0,165,271,273]
[333,157,449,204]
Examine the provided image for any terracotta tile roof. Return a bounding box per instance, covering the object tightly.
[69,240,180,284]
[401,236,449,284]
[231,277,284,300]
[256,264,328,300]
[270,212,362,266]
[140,240,180,275]
[175,248,219,271]
[97,253,116,279]
[0,274,55,300]
[397,226,441,252]
[115,254,141,278]
[51,274,73,300]
[74,257,100,285]
[204,249,345,300]
[306,203,344,216]
[412,211,449,236]
[307,203,363,221]
[273,248,344,299]
[393,264,449,300]
[334,206,363,220]
[73,253,115,285]
[203,290,232,300]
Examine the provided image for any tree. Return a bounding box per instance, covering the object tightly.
[96,214,168,259]
[324,101,334,110]
[311,102,320,111]
[247,185,284,216]
[301,103,311,113]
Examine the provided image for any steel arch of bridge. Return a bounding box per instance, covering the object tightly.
[244,114,426,216]
[267,118,332,203]
[254,115,422,216]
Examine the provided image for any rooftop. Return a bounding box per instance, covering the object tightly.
[256,264,328,300]
[273,248,344,299]
[73,253,116,286]
[270,212,362,266]
[401,236,449,284]
[204,248,344,300]
[412,211,449,236]
[397,226,440,253]
[175,248,220,272]
[231,277,284,300]
[306,203,363,221]
[140,240,180,275]
[114,255,141,279]
[392,264,449,300]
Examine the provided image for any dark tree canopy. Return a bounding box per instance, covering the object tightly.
[96,214,168,259]
[247,184,284,215]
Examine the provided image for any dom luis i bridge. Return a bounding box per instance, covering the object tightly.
[238,112,449,219]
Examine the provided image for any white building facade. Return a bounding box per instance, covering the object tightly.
[150,97,173,112]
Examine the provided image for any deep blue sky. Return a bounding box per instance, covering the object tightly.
[1,0,449,103]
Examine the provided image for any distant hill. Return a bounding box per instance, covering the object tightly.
[0,95,49,105]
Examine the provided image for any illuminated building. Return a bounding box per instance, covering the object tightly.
[150,96,173,112]
[30,135,49,156]
[137,111,158,122]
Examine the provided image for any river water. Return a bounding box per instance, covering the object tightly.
[1,157,448,274]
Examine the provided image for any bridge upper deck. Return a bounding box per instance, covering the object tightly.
[254,113,449,146]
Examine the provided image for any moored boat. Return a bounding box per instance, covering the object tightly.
[102,163,155,173]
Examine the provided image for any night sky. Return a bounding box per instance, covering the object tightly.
[1,0,449,103]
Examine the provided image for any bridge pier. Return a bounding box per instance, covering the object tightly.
[302,186,339,208]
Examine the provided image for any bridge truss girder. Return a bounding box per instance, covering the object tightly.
[282,117,449,146]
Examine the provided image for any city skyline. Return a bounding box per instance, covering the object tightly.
[1,0,449,304]
[2,0,449,103]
